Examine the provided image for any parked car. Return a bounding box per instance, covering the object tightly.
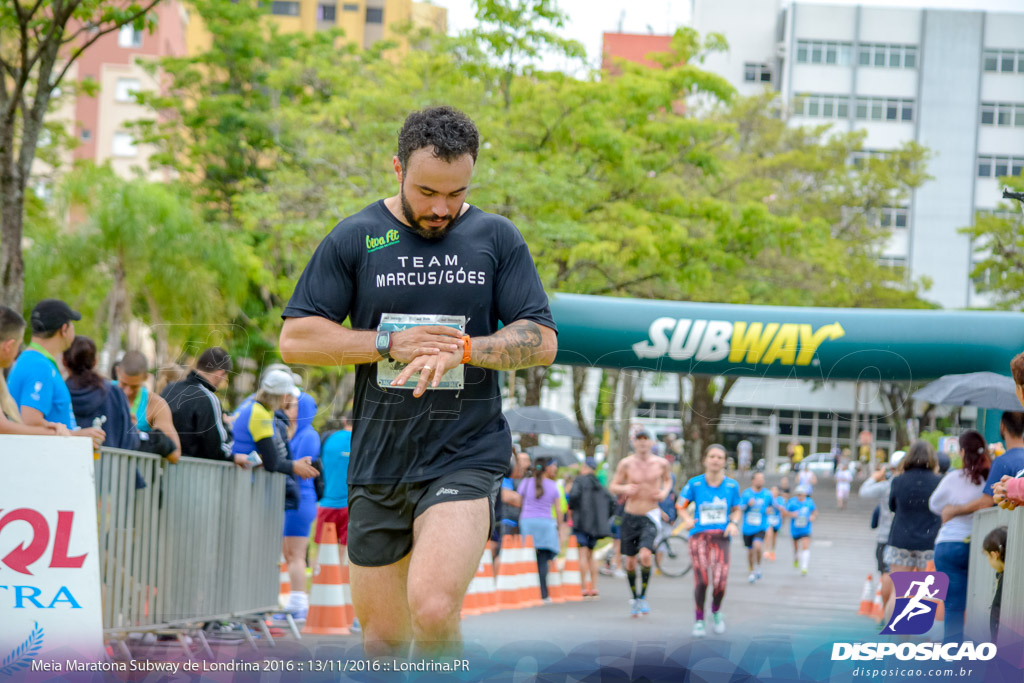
[777,452,859,477]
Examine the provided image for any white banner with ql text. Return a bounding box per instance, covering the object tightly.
[0,436,103,674]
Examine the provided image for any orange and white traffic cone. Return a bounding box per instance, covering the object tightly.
[521,536,543,608]
[303,523,352,635]
[479,548,499,614]
[857,574,874,616]
[461,549,496,617]
[278,553,291,609]
[870,584,885,621]
[497,537,522,610]
[547,559,565,603]
[561,536,584,602]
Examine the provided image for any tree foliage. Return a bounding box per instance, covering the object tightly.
[1,0,164,311]
[25,0,937,429]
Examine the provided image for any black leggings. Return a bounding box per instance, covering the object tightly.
[536,549,557,599]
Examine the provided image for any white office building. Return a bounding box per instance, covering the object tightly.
[540,2,1019,466]
[691,0,1024,310]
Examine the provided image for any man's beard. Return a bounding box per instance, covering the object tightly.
[400,187,459,240]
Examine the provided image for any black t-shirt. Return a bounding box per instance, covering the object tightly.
[283,200,557,485]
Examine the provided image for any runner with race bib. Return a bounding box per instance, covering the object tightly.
[740,472,773,583]
[786,484,817,575]
[677,444,742,638]
[764,485,785,562]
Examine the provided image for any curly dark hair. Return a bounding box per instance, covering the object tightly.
[397,106,479,171]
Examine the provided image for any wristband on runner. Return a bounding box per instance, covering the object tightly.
[461,335,472,364]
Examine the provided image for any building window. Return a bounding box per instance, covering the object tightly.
[983,49,1024,73]
[795,40,852,66]
[117,25,143,48]
[366,6,383,23]
[81,129,92,141]
[857,43,917,69]
[980,101,1024,127]
[877,207,908,229]
[854,96,914,122]
[114,77,141,103]
[112,132,137,157]
[744,63,772,83]
[318,3,336,21]
[342,3,358,10]
[977,155,1024,178]
[849,149,890,167]
[796,93,849,119]
[270,1,300,16]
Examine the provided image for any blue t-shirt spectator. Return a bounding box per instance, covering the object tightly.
[8,347,77,428]
[679,474,741,535]
[740,488,774,535]
[983,447,1024,497]
[320,429,351,509]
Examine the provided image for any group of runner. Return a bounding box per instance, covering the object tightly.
[610,437,820,636]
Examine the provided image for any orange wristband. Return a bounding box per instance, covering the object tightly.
[461,335,471,364]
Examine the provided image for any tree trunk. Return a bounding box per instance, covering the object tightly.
[518,366,549,450]
[685,374,738,478]
[880,382,916,450]
[0,159,25,312]
[101,262,128,374]
[571,366,598,458]
[678,374,700,477]
[616,369,640,463]
[144,291,169,369]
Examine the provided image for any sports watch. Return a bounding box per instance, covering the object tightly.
[375,330,392,360]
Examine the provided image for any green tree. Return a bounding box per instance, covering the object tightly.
[25,164,245,368]
[1,0,164,311]
[961,179,1024,308]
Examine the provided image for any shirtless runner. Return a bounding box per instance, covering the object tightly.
[609,428,672,617]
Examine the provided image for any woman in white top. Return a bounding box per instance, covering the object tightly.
[928,430,990,643]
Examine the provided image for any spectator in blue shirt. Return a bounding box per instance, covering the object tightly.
[0,305,69,436]
[7,299,104,446]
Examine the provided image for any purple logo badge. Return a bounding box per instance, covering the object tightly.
[882,571,949,635]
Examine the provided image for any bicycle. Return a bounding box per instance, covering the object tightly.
[654,519,692,577]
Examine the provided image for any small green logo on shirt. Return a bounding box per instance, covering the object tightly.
[367,230,400,253]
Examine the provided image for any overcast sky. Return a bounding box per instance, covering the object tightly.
[432,0,1024,72]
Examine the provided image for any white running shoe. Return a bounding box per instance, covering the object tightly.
[712,612,726,634]
[692,621,707,638]
[754,568,763,580]
[748,572,756,583]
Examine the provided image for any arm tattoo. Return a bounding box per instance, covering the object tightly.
[472,320,549,371]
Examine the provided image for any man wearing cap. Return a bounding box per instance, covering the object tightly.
[608,429,672,617]
[161,347,240,463]
[7,299,105,445]
[567,456,614,598]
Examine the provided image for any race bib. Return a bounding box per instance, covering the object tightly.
[745,511,763,527]
[767,513,781,526]
[794,516,809,528]
[376,313,466,390]
[699,502,727,526]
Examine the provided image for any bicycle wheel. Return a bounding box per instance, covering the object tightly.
[656,535,692,577]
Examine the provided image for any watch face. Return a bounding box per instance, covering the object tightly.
[376,331,391,354]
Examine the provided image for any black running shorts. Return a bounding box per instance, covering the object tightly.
[743,531,766,549]
[348,469,502,567]
[620,512,658,557]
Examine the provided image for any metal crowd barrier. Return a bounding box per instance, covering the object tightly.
[965,505,1023,658]
[95,448,285,638]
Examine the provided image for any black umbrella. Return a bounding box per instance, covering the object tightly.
[526,446,580,468]
[912,372,1022,412]
[503,405,584,439]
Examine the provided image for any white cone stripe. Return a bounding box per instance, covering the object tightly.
[310,584,346,607]
[317,545,341,566]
